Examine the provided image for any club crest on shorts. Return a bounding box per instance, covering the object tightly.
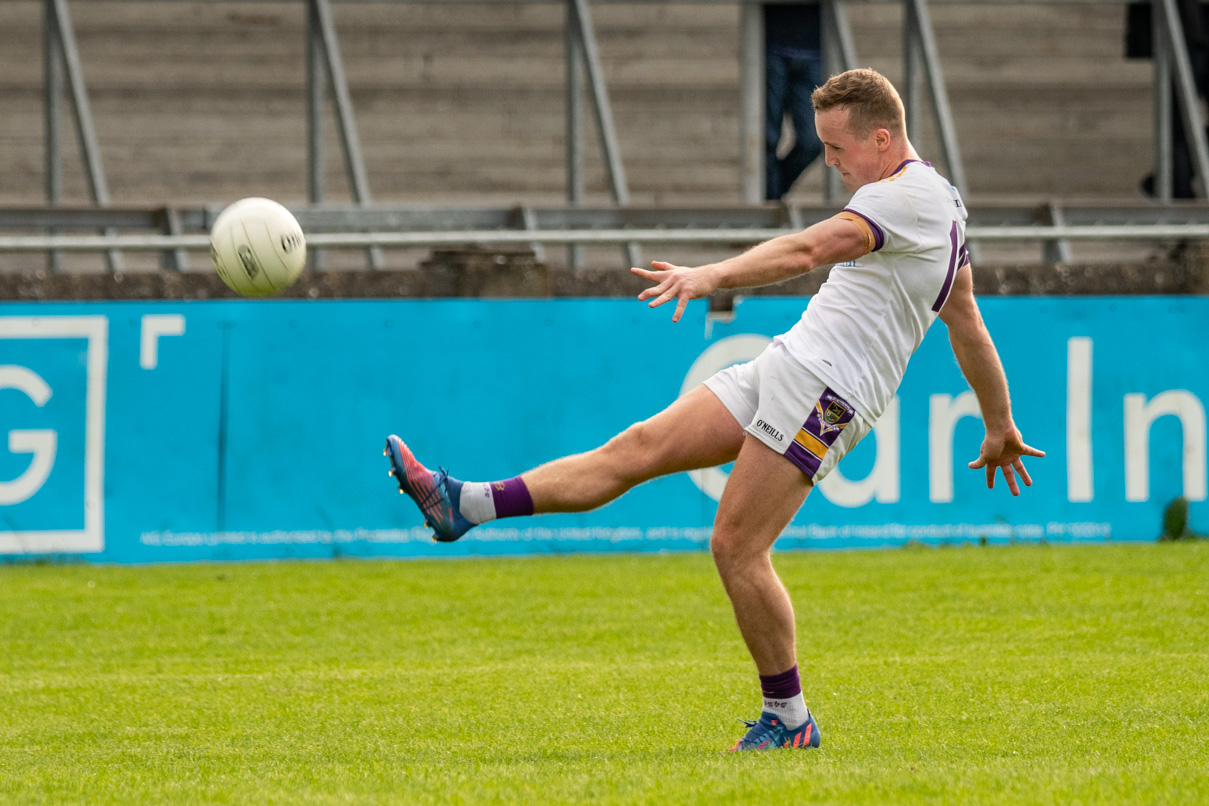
[812,392,855,438]
[788,390,856,480]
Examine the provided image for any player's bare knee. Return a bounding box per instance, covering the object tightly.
[711,511,772,572]
[602,420,664,482]
[710,526,749,573]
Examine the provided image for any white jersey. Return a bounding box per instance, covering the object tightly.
[780,160,969,421]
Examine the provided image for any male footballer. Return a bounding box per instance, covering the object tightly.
[384,68,1043,751]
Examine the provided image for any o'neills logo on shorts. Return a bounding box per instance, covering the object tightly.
[756,419,784,442]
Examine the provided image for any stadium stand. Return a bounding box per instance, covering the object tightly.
[0,0,1205,280]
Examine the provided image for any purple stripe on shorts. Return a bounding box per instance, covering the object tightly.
[784,387,857,480]
[784,442,823,479]
[931,220,959,312]
[957,240,970,267]
[842,208,885,252]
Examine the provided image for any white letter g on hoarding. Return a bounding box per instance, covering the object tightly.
[0,365,58,506]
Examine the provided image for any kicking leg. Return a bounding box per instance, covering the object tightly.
[386,385,745,540]
[524,385,744,513]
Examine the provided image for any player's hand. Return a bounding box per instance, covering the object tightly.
[631,261,719,323]
[968,428,1045,496]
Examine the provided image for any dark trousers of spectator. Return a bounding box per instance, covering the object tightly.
[1130,2,1209,197]
[765,50,824,200]
[1170,50,1209,198]
[1167,106,1202,199]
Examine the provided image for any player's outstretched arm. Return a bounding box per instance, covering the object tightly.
[937,263,1045,495]
[630,215,872,322]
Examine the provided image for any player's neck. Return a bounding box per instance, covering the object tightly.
[878,148,922,180]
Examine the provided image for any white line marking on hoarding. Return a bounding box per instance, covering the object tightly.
[139,314,185,370]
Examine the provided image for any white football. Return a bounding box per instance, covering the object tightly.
[210,197,306,297]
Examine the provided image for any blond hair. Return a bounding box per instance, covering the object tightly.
[811,68,906,138]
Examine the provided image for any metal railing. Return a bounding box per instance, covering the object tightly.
[4,202,1208,266]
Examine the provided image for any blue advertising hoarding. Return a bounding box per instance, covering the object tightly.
[0,296,1204,563]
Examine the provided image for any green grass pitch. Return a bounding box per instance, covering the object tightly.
[1,542,1206,804]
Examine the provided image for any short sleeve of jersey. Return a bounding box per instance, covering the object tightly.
[842,180,919,254]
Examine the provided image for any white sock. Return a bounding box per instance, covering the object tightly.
[457,481,497,524]
[763,693,810,729]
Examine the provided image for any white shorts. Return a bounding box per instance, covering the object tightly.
[703,339,871,482]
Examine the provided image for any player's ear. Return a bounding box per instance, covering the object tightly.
[874,128,891,150]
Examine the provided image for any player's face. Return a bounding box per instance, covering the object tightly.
[815,108,886,192]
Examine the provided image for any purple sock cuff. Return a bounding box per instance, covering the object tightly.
[490,477,534,519]
[759,665,802,700]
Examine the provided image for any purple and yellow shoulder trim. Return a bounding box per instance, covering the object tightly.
[838,209,884,253]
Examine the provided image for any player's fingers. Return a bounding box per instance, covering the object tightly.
[672,295,689,323]
[969,455,987,470]
[1015,457,1033,487]
[638,280,671,302]
[652,284,684,308]
[1020,443,1046,458]
[985,463,995,489]
[1002,463,1020,496]
[647,290,672,309]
